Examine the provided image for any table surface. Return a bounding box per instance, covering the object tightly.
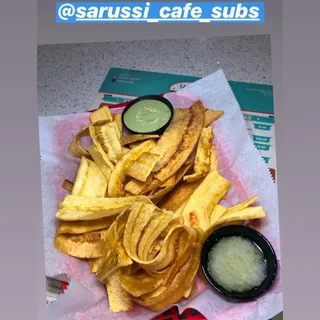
[37,34,272,117]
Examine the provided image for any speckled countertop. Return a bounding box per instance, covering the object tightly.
[37,35,272,116]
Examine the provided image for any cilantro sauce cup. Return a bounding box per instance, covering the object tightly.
[201,225,278,301]
[121,95,174,135]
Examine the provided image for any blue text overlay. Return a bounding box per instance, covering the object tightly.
[56,2,265,23]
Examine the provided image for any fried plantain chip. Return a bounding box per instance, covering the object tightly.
[90,106,112,123]
[107,140,156,197]
[137,209,174,261]
[96,123,123,163]
[88,143,114,181]
[88,257,104,273]
[228,195,259,213]
[121,134,159,146]
[142,226,185,271]
[54,229,108,258]
[141,178,162,195]
[106,271,133,312]
[158,179,203,212]
[113,113,123,136]
[126,152,159,182]
[123,203,157,260]
[183,283,197,299]
[106,209,132,267]
[123,204,174,270]
[71,157,107,197]
[218,220,245,227]
[148,161,193,204]
[184,126,213,182]
[95,250,118,283]
[181,170,231,231]
[159,175,176,188]
[123,203,194,273]
[124,175,154,195]
[62,179,74,192]
[209,204,228,226]
[56,195,152,221]
[215,206,267,226]
[119,272,164,298]
[175,199,189,216]
[194,126,213,173]
[204,109,224,127]
[134,242,201,312]
[121,263,141,276]
[68,126,91,158]
[150,108,191,172]
[56,217,114,234]
[154,101,205,182]
[128,141,144,149]
[209,144,219,171]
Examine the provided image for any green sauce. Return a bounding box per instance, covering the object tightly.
[123,100,172,133]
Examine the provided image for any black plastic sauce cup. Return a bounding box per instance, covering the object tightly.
[121,95,174,135]
[201,225,277,301]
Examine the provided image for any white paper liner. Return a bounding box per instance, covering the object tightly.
[39,69,282,320]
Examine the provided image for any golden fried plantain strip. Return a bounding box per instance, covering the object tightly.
[159,175,176,188]
[113,113,123,136]
[123,203,178,271]
[204,109,224,127]
[68,126,91,158]
[154,101,205,182]
[184,126,213,182]
[106,210,132,267]
[89,106,113,124]
[54,229,108,258]
[107,140,156,197]
[134,235,200,312]
[106,271,133,312]
[88,257,104,273]
[124,175,154,195]
[175,199,189,216]
[62,179,74,192]
[126,152,159,182]
[71,157,107,197]
[56,217,114,234]
[149,161,193,204]
[209,144,219,171]
[138,226,185,271]
[181,170,231,231]
[209,204,228,226]
[150,108,191,172]
[137,209,174,261]
[119,272,164,298]
[121,134,159,146]
[96,123,123,163]
[123,203,157,260]
[56,195,152,221]
[158,179,203,212]
[123,204,194,271]
[88,143,113,181]
[141,178,162,195]
[228,195,259,213]
[183,283,197,299]
[95,250,118,283]
[216,206,267,226]
[218,220,245,227]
